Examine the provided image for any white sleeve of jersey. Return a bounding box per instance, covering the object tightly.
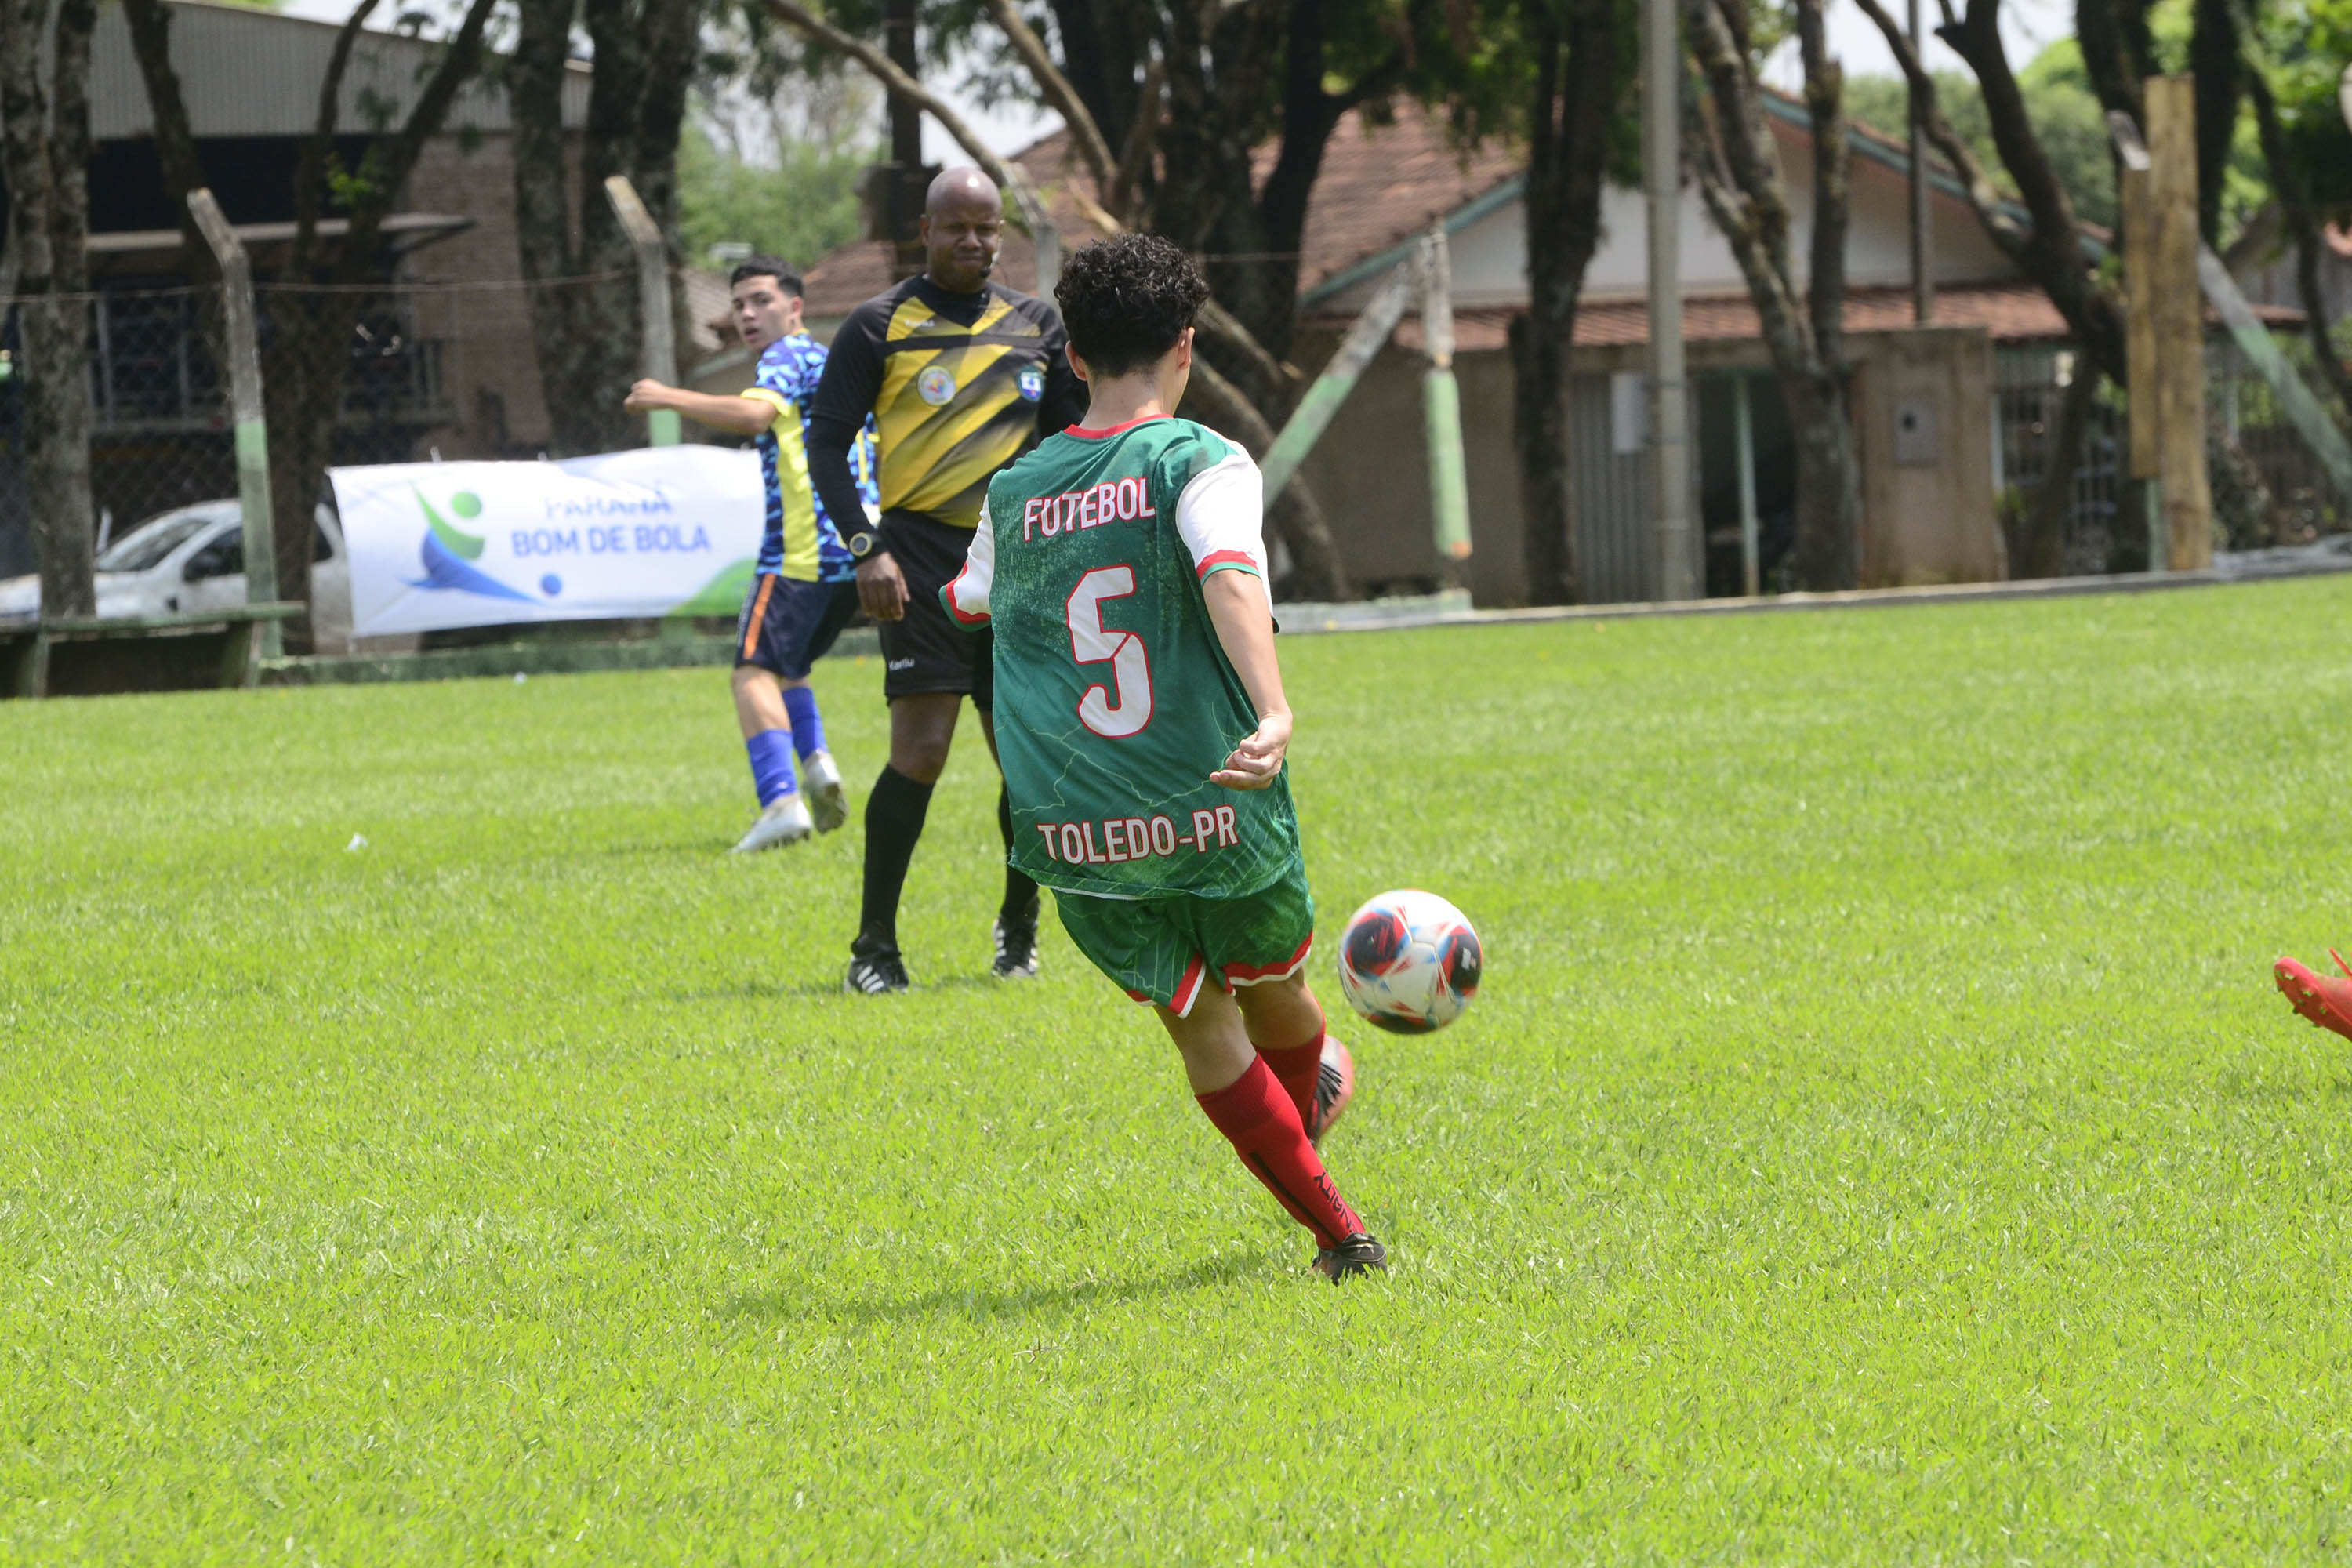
[945,500,993,625]
[1174,444,1267,583]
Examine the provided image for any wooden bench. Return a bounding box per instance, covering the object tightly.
[4,603,305,699]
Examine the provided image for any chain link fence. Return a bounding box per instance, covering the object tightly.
[2,270,687,591]
[1994,336,2350,573]
[1994,346,2127,575]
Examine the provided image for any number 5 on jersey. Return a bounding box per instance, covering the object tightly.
[1066,564,1152,737]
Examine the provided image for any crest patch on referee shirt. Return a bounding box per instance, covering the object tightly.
[1018,365,1044,402]
[916,365,957,405]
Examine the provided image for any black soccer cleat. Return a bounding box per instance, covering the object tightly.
[1312,1232,1388,1284]
[844,939,911,996]
[990,914,1040,980]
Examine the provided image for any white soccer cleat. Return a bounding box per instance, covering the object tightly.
[731,793,814,854]
[802,749,848,833]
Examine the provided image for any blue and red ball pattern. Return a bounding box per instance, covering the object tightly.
[1336,890,1483,1034]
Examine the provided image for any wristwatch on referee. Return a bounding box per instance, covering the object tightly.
[846,528,880,561]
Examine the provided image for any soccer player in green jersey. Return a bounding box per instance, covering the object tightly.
[942,234,1385,1283]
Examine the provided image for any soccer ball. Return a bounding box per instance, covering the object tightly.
[1336,890,1483,1033]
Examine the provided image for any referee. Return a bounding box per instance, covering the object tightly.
[806,166,1086,995]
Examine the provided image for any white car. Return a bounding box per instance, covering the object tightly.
[0,499,353,652]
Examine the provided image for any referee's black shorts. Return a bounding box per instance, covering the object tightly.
[877,511,993,712]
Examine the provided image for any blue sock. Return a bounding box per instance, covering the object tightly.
[746,728,798,807]
[782,685,826,760]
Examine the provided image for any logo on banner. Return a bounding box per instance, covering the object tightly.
[411,488,535,603]
[916,365,957,405]
[1017,365,1044,403]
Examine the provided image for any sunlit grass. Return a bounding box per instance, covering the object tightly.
[5,579,2351,1562]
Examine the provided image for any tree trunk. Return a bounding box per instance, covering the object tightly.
[1176,361,1351,600]
[1,0,98,619]
[260,291,344,644]
[2014,365,2097,578]
[509,0,702,459]
[1687,0,1862,590]
[1784,371,1861,587]
[125,0,496,648]
[2248,68,2352,419]
[2187,0,2238,249]
[1512,0,1620,606]
[1794,0,1857,589]
[2208,423,2276,550]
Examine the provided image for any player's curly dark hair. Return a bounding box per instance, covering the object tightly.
[1054,234,1209,379]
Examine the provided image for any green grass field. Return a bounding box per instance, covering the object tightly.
[7,576,2352,1563]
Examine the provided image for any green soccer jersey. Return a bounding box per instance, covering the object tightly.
[944,414,1297,901]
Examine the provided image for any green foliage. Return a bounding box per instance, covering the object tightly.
[9,580,2352,1557]
[1844,56,2118,230]
[675,120,869,270]
[2258,0,2352,220]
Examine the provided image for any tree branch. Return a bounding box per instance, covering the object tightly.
[983,0,1119,200]
[2248,64,2352,416]
[1684,0,1795,277]
[760,0,1294,392]
[119,0,217,283]
[49,0,93,299]
[1795,0,1848,362]
[292,0,383,274]
[332,0,500,283]
[1109,53,1163,221]
[1849,0,2031,260]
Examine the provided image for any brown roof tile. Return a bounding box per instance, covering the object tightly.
[1334,281,2303,354]
[796,100,1519,320]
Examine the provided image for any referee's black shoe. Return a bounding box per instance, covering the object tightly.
[845,937,910,996]
[991,913,1040,980]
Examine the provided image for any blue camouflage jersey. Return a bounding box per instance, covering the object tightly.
[741,333,877,582]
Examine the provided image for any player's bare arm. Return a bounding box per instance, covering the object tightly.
[622,379,774,436]
[1201,570,1291,790]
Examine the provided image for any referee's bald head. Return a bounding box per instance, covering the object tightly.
[920,167,1005,293]
[926,166,1001,216]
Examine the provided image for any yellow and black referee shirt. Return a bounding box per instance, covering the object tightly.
[805,277,1084,536]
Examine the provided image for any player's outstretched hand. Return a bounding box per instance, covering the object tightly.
[622,379,673,413]
[1212,712,1291,790]
[857,551,911,622]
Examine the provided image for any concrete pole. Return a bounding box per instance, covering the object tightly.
[1258,261,1417,497]
[1420,225,1473,575]
[1907,0,1933,324]
[187,188,280,660]
[604,176,681,448]
[1642,0,1695,600]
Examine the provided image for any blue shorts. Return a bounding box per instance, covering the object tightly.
[735,574,858,680]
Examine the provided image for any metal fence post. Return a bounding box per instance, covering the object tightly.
[1733,372,1760,595]
[604,176,681,447]
[187,188,280,661]
[1419,226,1472,575]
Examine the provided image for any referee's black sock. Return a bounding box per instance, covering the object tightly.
[858,765,934,954]
[997,786,1040,928]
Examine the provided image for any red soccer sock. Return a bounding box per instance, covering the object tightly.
[1195,1056,1362,1248]
[1256,1023,1325,1130]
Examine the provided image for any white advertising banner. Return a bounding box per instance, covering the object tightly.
[332,445,765,637]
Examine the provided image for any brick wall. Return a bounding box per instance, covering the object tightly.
[401,132,583,456]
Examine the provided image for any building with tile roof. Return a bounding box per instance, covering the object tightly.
[758,93,2312,604]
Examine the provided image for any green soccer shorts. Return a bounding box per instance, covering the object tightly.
[1053,860,1317,1017]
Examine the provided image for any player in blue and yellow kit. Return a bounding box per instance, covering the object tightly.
[626,257,878,852]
